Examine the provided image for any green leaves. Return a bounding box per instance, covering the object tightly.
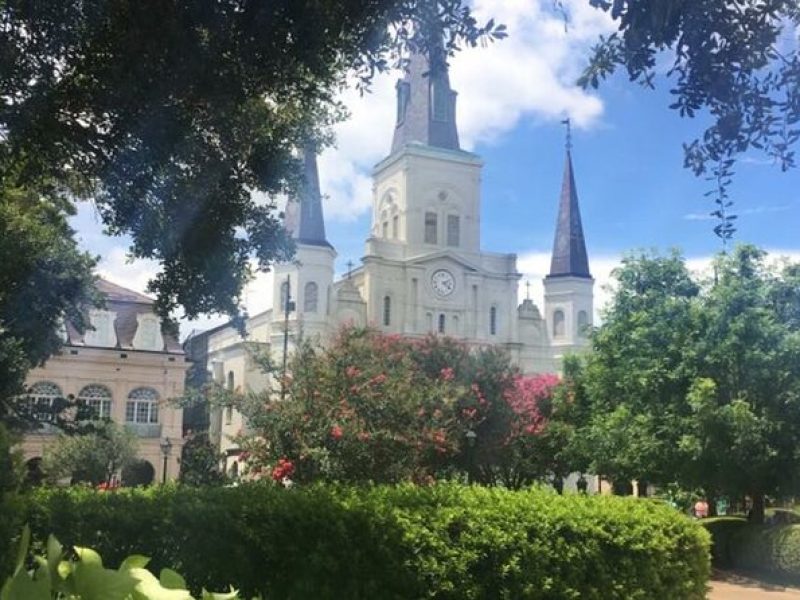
[0,527,243,600]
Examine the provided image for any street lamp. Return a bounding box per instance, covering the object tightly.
[465,429,477,484]
[160,437,172,484]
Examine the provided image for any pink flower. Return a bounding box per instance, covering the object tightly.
[371,373,387,385]
[331,424,344,440]
[440,367,455,381]
[271,458,295,482]
[345,366,360,378]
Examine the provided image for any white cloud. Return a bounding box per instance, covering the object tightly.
[318,0,614,222]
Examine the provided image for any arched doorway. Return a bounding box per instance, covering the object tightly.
[24,457,44,487]
[121,459,155,487]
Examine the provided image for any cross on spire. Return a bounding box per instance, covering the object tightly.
[346,260,354,279]
[525,280,531,300]
[561,117,572,152]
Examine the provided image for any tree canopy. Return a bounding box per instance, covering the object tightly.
[0,0,504,324]
[576,245,800,519]
[583,0,799,174]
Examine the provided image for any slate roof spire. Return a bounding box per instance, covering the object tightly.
[295,141,331,248]
[391,42,460,154]
[548,125,591,279]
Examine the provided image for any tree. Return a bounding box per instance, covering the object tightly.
[581,246,800,521]
[0,1,505,325]
[179,432,227,487]
[0,180,98,422]
[235,326,563,487]
[582,1,800,175]
[42,421,138,486]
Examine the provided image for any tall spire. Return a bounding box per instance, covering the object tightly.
[548,126,591,279]
[390,44,460,154]
[295,141,331,248]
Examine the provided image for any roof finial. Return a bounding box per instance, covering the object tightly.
[346,260,354,279]
[525,280,531,301]
[561,117,572,152]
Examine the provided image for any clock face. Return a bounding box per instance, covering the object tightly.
[431,269,456,297]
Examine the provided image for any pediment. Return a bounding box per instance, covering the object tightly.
[407,250,481,273]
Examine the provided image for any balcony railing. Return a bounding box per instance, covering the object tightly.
[125,422,162,438]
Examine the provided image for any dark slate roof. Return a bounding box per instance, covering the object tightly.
[390,47,460,154]
[548,150,591,279]
[66,278,183,353]
[296,142,331,248]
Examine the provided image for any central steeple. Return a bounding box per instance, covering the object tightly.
[391,44,460,154]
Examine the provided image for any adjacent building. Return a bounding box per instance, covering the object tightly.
[20,279,188,484]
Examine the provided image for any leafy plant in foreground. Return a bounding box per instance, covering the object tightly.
[1,526,245,600]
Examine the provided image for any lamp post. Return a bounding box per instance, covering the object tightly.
[465,429,477,484]
[159,437,172,484]
[281,275,296,400]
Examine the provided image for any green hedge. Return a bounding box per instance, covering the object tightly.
[729,524,800,581]
[702,517,748,568]
[7,484,709,599]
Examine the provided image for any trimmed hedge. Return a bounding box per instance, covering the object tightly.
[702,517,748,568]
[8,484,709,599]
[727,524,800,582]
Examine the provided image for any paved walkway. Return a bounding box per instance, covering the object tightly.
[709,571,800,599]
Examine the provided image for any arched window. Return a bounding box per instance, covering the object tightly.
[125,387,159,424]
[304,282,319,313]
[396,81,410,124]
[279,280,290,313]
[392,215,399,239]
[26,381,62,423]
[490,306,498,336]
[447,214,460,247]
[424,212,437,244]
[382,221,389,238]
[383,296,391,327]
[438,314,446,334]
[577,310,590,337]
[78,384,112,420]
[553,310,566,338]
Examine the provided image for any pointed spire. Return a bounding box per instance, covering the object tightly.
[390,43,460,154]
[295,141,331,248]
[548,139,591,279]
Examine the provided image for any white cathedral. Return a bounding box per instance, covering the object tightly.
[196,51,594,468]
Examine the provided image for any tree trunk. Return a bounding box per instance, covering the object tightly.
[552,476,564,495]
[749,493,765,524]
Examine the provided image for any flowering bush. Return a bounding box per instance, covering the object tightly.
[238,326,563,486]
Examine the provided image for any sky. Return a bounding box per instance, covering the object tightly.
[70,0,800,338]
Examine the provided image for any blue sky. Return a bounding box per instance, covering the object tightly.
[71,0,800,335]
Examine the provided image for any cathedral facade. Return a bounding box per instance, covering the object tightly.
[194,51,594,470]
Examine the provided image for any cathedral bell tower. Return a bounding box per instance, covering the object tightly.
[272,142,336,346]
[543,122,593,357]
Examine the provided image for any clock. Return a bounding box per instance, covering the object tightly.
[431,269,455,297]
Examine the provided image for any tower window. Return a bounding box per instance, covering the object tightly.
[447,215,460,247]
[490,306,497,336]
[553,310,566,338]
[304,282,319,313]
[424,212,437,244]
[383,296,391,327]
[577,310,589,337]
[438,314,446,334]
[382,221,389,238]
[392,215,399,239]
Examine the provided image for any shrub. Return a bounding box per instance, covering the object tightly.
[702,517,747,568]
[728,524,800,581]
[6,483,709,599]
